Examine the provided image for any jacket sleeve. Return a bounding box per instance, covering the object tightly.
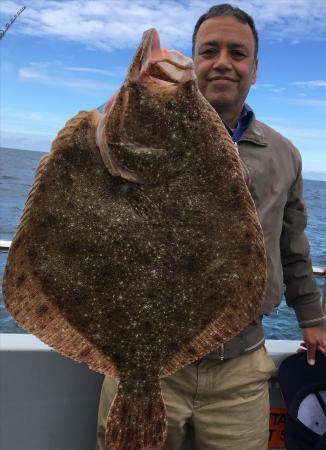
[280,153,325,328]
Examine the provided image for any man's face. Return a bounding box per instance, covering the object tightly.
[193,16,257,115]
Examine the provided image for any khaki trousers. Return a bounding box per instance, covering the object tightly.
[95,347,276,450]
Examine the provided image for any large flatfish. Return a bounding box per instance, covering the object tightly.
[3,29,266,450]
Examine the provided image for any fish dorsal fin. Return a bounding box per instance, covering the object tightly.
[3,110,119,378]
[4,256,118,377]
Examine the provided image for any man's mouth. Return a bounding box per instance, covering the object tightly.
[208,76,236,82]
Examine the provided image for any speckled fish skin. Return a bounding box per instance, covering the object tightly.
[3,29,266,450]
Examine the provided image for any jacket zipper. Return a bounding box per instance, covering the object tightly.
[219,343,225,360]
[236,142,252,190]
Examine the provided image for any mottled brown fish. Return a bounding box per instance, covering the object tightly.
[3,29,266,450]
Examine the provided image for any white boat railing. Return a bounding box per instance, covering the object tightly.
[0,239,12,251]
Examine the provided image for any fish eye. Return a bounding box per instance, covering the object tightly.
[166,100,177,110]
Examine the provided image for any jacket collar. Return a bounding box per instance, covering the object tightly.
[238,113,268,147]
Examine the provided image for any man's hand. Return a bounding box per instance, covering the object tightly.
[299,326,326,365]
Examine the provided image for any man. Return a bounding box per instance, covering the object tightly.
[96,4,326,449]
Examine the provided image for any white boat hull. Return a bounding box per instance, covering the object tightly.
[0,334,299,450]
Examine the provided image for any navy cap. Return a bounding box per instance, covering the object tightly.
[278,351,326,450]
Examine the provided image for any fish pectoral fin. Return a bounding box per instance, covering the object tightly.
[103,142,178,185]
[105,383,167,450]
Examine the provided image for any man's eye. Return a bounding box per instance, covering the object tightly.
[232,51,246,59]
[201,48,216,55]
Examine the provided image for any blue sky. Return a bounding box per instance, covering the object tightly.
[1,0,326,180]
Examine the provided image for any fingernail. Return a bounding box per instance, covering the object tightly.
[308,359,315,366]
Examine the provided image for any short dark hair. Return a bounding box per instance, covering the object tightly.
[192,3,259,60]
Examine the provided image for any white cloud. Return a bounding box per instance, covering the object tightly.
[66,66,127,77]
[260,120,326,173]
[1,107,65,126]
[271,95,326,108]
[1,0,194,51]
[296,99,326,107]
[17,62,120,92]
[293,80,326,88]
[254,83,276,89]
[0,106,68,152]
[0,106,68,151]
[0,117,58,152]
[2,0,326,52]
[1,125,55,138]
[291,98,326,108]
[261,116,326,140]
[253,83,287,94]
[0,128,54,152]
[271,87,286,93]
[296,98,326,108]
[244,0,326,42]
[275,126,326,140]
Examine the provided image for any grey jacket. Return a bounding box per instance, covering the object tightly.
[206,114,324,360]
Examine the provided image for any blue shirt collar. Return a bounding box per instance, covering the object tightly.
[224,103,254,143]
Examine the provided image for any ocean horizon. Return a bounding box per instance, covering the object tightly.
[2,145,326,182]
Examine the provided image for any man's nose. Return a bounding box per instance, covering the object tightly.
[212,50,232,71]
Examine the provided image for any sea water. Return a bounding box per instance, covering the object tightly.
[1,147,325,338]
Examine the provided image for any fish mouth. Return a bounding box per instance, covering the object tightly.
[97,29,195,183]
[127,28,195,86]
[102,29,194,114]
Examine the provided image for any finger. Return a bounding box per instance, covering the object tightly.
[307,345,317,366]
[317,345,326,355]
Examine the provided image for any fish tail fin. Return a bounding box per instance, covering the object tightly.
[105,384,167,450]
